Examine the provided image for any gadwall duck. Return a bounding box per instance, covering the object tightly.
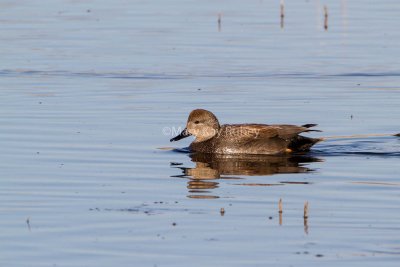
[170,109,321,155]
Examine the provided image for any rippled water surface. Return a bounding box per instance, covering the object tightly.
[1,0,400,266]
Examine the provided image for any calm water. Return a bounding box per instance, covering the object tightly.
[1,0,400,266]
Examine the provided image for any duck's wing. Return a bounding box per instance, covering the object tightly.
[269,124,320,139]
[223,124,319,141]
[221,124,277,141]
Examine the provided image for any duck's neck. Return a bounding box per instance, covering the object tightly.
[194,127,220,142]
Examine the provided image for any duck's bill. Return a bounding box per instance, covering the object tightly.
[170,128,191,142]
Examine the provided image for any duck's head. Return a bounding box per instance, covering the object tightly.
[170,109,220,142]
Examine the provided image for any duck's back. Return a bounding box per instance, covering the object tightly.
[190,124,321,155]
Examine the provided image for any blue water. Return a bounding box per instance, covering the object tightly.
[1,0,400,266]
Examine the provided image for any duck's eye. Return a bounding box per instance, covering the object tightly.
[194,120,200,124]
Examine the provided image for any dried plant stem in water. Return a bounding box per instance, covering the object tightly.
[324,5,328,30]
[304,217,309,234]
[280,0,285,28]
[220,207,225,216]
[304,201,309,218]
[218,13,222,32]
[278,198,283,225]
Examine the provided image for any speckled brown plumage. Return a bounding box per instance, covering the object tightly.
[170,109,321,155]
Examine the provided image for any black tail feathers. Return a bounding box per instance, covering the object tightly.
[302,124,322,132]
[289,136,322,152]
[302,124,318,128]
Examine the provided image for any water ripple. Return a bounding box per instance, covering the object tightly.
[2,69,400,80]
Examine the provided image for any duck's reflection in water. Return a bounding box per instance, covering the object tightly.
[171,153,322,199]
